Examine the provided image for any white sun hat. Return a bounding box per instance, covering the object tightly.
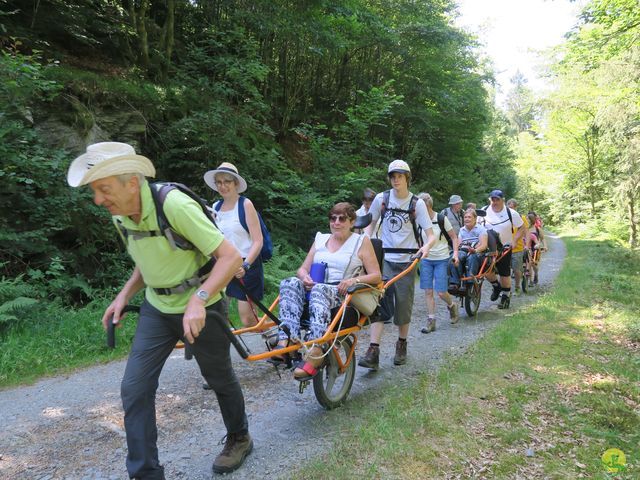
[67,142,155,187]
[203,162,248,193]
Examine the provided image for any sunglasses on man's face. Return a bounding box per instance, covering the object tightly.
[329,214,349,223]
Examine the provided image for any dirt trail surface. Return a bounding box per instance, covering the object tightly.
[0,235,565,480]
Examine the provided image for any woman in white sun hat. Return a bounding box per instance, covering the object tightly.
[204,162,265,328]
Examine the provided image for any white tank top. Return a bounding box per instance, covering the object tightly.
[214,199,253,257]
[313,232,364,283]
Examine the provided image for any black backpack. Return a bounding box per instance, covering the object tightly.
[114,182,219,295]
[436,212,453,251]
[377,190,423,252]
[116,182,218,251]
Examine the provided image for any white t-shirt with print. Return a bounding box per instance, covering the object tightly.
[368,190,433,263]
[483,206,524,246]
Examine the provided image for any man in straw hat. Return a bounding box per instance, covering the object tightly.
[67,142,253,478]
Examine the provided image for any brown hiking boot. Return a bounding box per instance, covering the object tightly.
[448,303,459,324]
[393,340,407,365]
[358,345,380,370]
[421,317,436,333]
[212,432,253,474]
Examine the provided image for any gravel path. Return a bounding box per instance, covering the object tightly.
[0,235,565,480]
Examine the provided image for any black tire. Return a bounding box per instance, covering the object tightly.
[521,270,528,293]
[464,280,482,317]
[313,335,356,410]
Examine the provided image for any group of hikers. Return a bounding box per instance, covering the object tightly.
[66,142,546,479]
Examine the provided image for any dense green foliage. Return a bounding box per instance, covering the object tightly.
[1,0,513,323]
[508,0,640,247]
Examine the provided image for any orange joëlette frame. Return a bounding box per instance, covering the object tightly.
[460,246,512,283]
[234,257,422,363]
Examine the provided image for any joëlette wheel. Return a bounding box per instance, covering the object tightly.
[313,335,356,410]
[464,280,482,317]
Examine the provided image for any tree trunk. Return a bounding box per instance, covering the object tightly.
[159,0,175,81]
[137,0,150,72]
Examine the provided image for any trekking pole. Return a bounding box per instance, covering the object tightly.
[106,305,141,348]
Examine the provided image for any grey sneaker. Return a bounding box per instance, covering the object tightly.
[497,294,511,310]
[358,345,380,370]
[421,317,436,333]
[393,340,407,365]
[448,303,459,324]
[212,432,253,474]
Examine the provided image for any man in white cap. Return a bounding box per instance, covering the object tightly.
[67,142,253,478]
[359,159,435,369]
[441,194,464,235]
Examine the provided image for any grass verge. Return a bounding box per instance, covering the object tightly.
[0,289,281,389]
[296,234,639,479]
[0,299,135,387]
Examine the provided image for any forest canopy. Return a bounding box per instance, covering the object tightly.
[1,0,514,310]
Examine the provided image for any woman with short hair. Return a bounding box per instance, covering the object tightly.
[275,202,381,380]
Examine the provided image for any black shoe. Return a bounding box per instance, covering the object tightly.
[490,285,501,301]
[497,294,510,309]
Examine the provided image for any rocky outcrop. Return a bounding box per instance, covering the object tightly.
[35,95,148,155]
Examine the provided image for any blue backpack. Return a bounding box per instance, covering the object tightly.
[214,196,273,262]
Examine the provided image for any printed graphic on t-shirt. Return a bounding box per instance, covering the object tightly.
[384,209,410,233]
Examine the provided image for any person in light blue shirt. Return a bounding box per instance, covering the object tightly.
[449,208,488,291]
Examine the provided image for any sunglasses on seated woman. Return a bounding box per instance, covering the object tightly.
[329,214,349,223]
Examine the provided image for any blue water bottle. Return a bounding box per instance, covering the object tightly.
[306,262,327,300]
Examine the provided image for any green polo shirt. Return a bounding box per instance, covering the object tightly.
[114,181,224,313]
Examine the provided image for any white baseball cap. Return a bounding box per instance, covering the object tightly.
[388,159,410,174]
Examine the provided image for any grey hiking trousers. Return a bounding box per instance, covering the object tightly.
[121,299,248,479]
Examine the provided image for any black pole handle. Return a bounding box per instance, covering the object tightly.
[209,311,249,359]
[106,305,141,349]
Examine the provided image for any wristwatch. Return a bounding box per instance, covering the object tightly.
[242,261,251,272]
[195,289,210,302]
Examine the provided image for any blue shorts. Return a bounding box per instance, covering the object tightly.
[419,258,449,292]
[225,259,264,301]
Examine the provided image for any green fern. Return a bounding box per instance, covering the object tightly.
[0,275,39,302]
[0,296,38,324]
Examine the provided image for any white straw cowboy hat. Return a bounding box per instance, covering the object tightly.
[67,142,155,187]
[204,162,247,193]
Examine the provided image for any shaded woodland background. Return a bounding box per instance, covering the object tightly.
[0,0,638,326]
